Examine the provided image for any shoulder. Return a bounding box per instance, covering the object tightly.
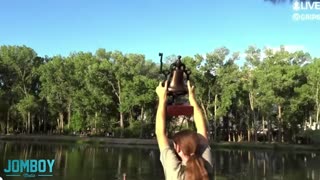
[160,146,182,174]
[160,146,178,165]
[160,146,184,179]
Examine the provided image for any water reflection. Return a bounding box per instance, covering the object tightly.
[213,149,320,180]
[1,141,320,180]
[0,142,164,180]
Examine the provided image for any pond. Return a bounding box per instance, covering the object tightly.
[0,141,319,180]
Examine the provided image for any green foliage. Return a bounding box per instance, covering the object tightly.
[111,121,154,138]
[0,45,42,133]
[16,94,38,113]
[1,44,320,143]
[300,130,320,145]
[39,56,71,112]
[70,111,86,132]
[124,121,142,138]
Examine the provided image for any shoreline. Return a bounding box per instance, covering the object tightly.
[0,134,158,146]
[212,142,320,151]
[1,134,320,151]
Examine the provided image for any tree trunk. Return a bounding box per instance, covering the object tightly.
[67,102,71,129]
[118,82,124,137]
[118,80,124,129]
[59,112,64,133]
[31,113,35,133]
[232,133,235,142]
[6,110,9,134]
[214,94,218,142]
[43,104,47,133]
[262,115,265,142]
[278,105,283,142]
[268,116,272,143]
[94,112,98,135]
[38,116,41,133]
[249,92,257,142]
[252,121,254,142]
[238,132,243,142]
[141,107,144,121]
[108,78,124,136]
[17,120,20,134]
[140,106,144,138]
[120,113,124,137]
[27,112,31,134]
[179,117,186,131]
[316,83,319,123]
[25,120,27,134]
[61,115,64,133]
[253,112,257,142]
[316,107,319,128]
[129,110,134,124]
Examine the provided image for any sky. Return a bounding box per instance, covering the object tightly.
[0,0,319,63]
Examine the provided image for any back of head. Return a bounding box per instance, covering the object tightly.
[173,130,209,180]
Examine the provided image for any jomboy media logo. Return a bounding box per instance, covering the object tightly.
[3,159,55,178]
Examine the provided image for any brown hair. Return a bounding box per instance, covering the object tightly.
[172,130,209,180]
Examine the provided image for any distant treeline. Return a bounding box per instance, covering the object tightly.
[0,45,319,143]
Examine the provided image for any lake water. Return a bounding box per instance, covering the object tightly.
[0,141,320,180]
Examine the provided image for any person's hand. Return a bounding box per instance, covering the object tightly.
[187,80,196,103]
[156,81,168,102]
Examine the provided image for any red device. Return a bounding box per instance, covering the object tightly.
[167,103,193,117]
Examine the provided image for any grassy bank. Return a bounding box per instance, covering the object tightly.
[0,134,157,146]
[1,135,320,151]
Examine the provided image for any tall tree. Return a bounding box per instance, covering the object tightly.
[39,56,73,133]
[217,52,240,141]
[95,49,140,133]
[303,58,320,124]
[242,46,262,141]
[196,47,230,141]
[0,45,41,133]
[257,46,297,142]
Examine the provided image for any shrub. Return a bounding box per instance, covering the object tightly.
[298,129,320,145]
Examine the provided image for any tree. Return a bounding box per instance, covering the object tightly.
[96,50,127,130]
[242,46,262,141]
[256,46,299,142]
[39,56,72,133]
[303,58,320,124]
[82,60,113,134]
[195,47,231,141]
[0,45,42,134]
[217,52,240,141]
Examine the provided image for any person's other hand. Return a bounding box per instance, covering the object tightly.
[187,80,196,102]
[156,81,168,102]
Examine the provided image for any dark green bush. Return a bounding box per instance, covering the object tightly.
[113,127,122,137]
[299,129,320,144]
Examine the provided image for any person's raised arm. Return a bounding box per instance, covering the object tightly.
[155,81,169,151]
[188,80,208,140]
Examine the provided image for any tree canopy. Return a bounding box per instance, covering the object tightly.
[0,45,319,142]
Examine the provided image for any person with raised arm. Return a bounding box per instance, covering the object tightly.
[155,80,213,180]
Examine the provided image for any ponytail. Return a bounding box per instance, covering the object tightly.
[172,130,209,180]
[185,155,209,180]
